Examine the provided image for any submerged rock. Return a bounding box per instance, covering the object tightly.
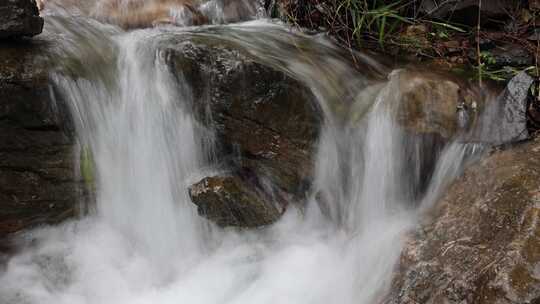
[0,37,84,236]
[189,175,282,227]
[0,0,44,39]
[386,138,540,304]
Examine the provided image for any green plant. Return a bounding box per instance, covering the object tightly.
[337,0,412,47]
[479,51,497,66]
[473,65,535,82]
[426,20,467,32]
[80,146,95,187]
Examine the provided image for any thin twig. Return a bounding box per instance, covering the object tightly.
[476,0,482,87]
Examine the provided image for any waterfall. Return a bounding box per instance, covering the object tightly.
[0,11,482,304]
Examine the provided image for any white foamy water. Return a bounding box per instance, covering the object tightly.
[0,13,481,304]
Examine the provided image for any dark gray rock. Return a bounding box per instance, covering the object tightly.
[161,35,321,227]
[0,0,44,39]
[470,71,533,145]
[189,175,282,227]
[0,37,84,236]
[162,35,321,197]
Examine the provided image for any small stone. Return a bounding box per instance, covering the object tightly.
[188,176,281,228]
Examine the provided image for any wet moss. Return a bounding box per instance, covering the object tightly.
[80,146,95,188]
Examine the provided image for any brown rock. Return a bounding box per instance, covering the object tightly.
[385,137,540,304]
[395,70,481,139]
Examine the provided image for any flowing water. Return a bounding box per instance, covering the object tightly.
[0,4,484,304]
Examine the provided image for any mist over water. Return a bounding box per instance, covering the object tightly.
[0,9,482,304]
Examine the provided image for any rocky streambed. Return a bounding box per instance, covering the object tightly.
[0,1,539,303]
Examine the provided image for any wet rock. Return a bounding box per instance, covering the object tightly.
[395,70,481,139]
[164,36,321,199]
[0,0,44,39]
[397,69,533,146]
[470,71,533,145]
[0,37,83,236]
[386,137,540,304]
[188,176,281,227]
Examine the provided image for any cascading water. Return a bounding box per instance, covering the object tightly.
[0,5,484,304]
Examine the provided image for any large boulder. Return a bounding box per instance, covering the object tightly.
[160,35,321,226]
[0,0,44,39]
[0,37,84,236]
[189,175,282,227]
[161,35,321,219]
[385,137,540,304]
